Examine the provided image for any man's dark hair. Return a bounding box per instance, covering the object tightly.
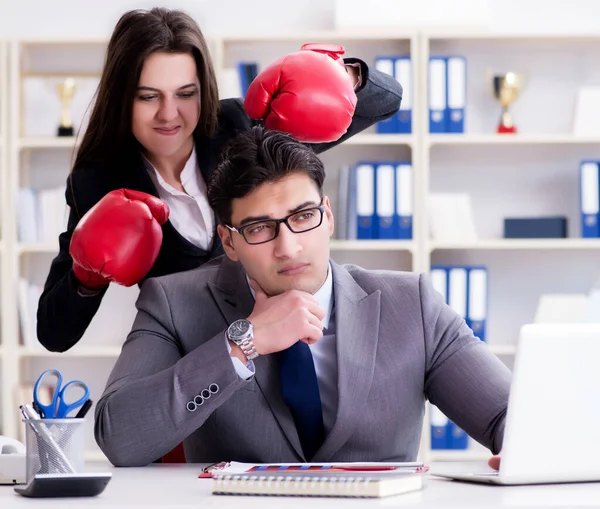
[208,126,325,225]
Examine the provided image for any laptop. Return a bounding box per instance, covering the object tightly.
[433,323,600,485]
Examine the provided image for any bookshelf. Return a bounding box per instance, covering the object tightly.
[421,30,600,459]
[0,40,10,452]
[2,29,600,464]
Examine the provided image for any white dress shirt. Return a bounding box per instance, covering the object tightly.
[144,148,215,251]
[230,266,338,433]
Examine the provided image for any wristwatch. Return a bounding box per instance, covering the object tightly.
[226,319,259,361]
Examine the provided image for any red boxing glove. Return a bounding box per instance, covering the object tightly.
[69,189,170,289]
[244,43,357,143]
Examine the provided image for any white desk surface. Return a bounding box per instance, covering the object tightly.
[2,461,600,508]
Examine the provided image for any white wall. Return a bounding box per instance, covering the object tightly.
[4,0,600,39]
[0,0,336,38]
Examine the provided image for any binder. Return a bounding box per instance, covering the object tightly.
[355,163,376,239]
[394,56,412,133]
[429,267,448,303]
[336,165,350,239]
[429,57,447,133]
[447,420,469,450]
[346,164,357,240]
[446,56,466,133]
[375,163,396,239]
[374,57,398,133]
[429,404,449,450]
[467,266,488,342]
[395,162,413,239]
[448,267,468,322]
[237,62,259,97]
[580,160,600,238]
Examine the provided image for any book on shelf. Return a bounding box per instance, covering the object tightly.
[212,469,425,498]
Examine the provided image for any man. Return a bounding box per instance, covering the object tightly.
[95,126,511,467]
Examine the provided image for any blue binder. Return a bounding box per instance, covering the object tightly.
[446,56,466,133]
[355,163,376,239]
[375,163,396,239]
[394,56,412,133]
[374,57,398,133]
[237,62,259,97]
[466,266,488,342]
[429,57,447,133]
[395,162,413,239]
[580,160,600,238]
[447,421,469,449]
[430,404,449,450]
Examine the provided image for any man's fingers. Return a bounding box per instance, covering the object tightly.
[299,323,324,345]
[488,455,501,471]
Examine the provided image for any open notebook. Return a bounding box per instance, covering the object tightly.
[212,469,425,498]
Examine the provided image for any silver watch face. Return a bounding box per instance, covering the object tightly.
[229,319,251,339]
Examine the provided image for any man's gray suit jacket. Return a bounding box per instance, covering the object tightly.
[95,256,511,467]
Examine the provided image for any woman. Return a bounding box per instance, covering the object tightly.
[36,6,403,353]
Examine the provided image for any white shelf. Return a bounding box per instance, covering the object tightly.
[427,133,600,146]
[424,29,600,42]
[221,30,416,42]
[430,239,600,251]
[85,449,109,462]
[19,346,122,358]
[488,344,517,356]
[18,137,79,150]
[17,37,109,46]
[330,240,414,252]
[430,450,491,462]
[17,243,59,255]
[343,133,413,146]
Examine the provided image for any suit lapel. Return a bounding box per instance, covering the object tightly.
[314,262,381,461]
[207,258,305,460]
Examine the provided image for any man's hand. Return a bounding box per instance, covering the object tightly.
[488,454,501,471]
[247,280,325,355]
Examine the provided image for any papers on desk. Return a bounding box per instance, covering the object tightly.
[200,460,428,478]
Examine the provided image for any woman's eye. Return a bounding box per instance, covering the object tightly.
[137,95,157,102]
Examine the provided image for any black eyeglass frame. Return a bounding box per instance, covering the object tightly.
[225,203,326,245]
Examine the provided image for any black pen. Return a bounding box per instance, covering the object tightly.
[75,399,93,419]
[32,400,44,418]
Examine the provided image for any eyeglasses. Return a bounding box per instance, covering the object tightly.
[225,204,325,245]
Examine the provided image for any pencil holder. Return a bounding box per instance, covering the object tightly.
[22,418,86,482]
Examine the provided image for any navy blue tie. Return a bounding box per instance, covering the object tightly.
[277,341,325,460]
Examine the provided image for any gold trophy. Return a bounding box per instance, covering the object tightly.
[492,72,524,134]
[56,78,77,137]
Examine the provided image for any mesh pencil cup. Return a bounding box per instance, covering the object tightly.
[22,418,86,482]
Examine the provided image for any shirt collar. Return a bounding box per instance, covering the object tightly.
[245,263,333,330]
[143,148,197,193]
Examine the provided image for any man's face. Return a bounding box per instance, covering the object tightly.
[218,172,334,296]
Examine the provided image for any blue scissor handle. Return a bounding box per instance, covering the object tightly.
[33,368,62,419]
[55,380,90,418]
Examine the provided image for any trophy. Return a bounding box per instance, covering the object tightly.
[492,72,524,134]
[56,78,77,137]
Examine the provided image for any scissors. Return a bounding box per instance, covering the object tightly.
[33,369,90,418]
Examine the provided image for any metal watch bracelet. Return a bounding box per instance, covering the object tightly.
[238,337,259,361]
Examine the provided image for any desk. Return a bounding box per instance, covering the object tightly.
[1,462,600,507]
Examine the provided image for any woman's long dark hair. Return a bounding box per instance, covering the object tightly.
[73,7,219,172]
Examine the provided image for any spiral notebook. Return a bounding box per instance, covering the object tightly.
[212,469,425,498]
